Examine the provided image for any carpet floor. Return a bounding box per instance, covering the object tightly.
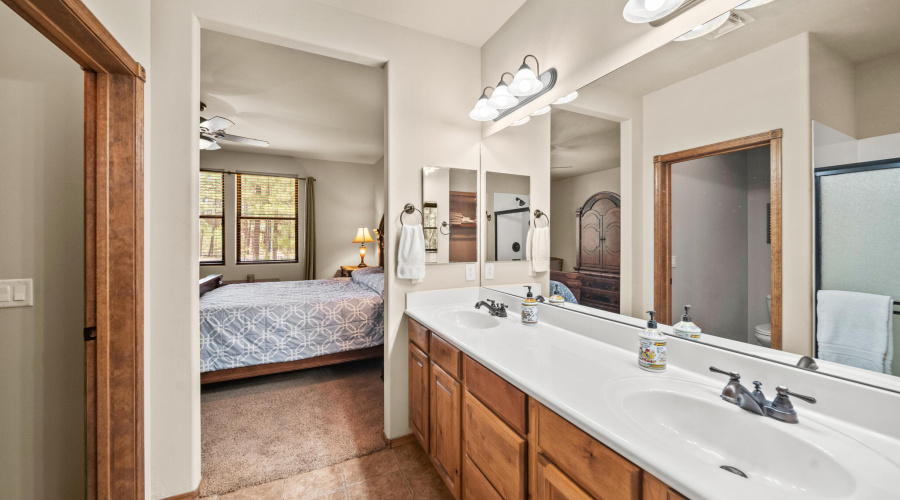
[200,357,387,496]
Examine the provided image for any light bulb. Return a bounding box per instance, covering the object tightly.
[645,0,665,11]
[488,80,519,109]
[469,94,499,122]
[553,91,579,105]
[512,116,531,126]
[509,63,544,97]
[531,106,551,116]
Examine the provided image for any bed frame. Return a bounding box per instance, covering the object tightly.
[198,272,384,384]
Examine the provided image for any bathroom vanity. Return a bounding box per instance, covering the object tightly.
[406,288,900,500]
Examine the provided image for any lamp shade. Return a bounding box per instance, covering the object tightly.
[488,80,519,109]
[469,93,500,121]
[622,0,685,23]
[553,91,579,105]
[508,63,544,97]
[352,226,375,244]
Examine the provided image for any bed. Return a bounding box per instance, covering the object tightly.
[199,266,385,384]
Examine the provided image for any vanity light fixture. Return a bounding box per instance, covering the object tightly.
[488,73,519,109]
[512,116,531,127]
[469,87,500,122]
[675,11,730,41]
[623,0,685,23]
[531,105,552,116]
[553,91,579,105]
[736,0,776,9]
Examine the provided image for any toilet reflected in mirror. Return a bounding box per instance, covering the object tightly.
[754,295,772,348]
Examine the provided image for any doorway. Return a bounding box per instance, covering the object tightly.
[654,130,783,349]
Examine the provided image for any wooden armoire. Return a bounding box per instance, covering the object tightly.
[574,192,621,312]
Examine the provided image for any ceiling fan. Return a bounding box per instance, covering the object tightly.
[199,103,269,151]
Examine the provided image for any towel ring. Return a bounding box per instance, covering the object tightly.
[440,221,450,235]
[400,203,423,227]
[534,209,550,227]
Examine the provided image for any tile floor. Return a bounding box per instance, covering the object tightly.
[212,441,453,500]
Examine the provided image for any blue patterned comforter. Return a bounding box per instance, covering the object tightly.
[200,274,384,373]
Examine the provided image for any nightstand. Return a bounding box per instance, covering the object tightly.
[340,265,362,277]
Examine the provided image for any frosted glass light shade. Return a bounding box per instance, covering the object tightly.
[509,64,544,97]
[512,116,531,127]
[488,81,519,109]
[553,91,579,105]
[675,12,730,41]
[736,0,776,9]
[531,105,551,116]
[469,94,499,121]
[623,0,685,23]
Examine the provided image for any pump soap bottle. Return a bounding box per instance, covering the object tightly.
[673,305,702,340]
[638,311,667,372]
[522,286,539,326]
[549,283,565,304]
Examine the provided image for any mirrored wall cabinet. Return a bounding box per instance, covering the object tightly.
[422,166,478,264]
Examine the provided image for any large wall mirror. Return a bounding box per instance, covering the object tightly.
[485,0,900,391]
[422,166,478,264]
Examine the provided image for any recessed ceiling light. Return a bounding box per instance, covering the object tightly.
[736,0,776,9]
[512,116,531,126]
[532,106,552,116]
[623,0,686,23]
[675,11,731,41]
[553,91,579,105]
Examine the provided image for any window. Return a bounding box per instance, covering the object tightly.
[237,173,299,263]
[199,170,225,264]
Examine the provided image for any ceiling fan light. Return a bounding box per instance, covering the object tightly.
[509,63,544,97]
[531,105,552,116]
[488,81,519,109]
[623,0,685,23]
[553,91,579,105]
[736,0,776,9]
[199,135,214,150]
[206,141,221,151]
[469,93,499,122]
[511,116,531,127]
[675,11,731,41]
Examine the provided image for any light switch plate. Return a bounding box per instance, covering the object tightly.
[485,263,495,280]
[465,263,476,281]
[0,279,33,308]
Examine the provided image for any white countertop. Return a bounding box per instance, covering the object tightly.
[406,287,900,500]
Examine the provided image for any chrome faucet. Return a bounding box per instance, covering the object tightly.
[475,299,508,317]
[709,366,816,424]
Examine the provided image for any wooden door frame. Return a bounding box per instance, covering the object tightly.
[2,0,146,498]
[653,129,782,350]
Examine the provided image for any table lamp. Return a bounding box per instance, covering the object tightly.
[352,226,375,267]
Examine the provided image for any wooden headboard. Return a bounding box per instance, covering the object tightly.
[200,274,224,298]
[378,214,385,268]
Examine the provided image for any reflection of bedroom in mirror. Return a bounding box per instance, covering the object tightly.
[422,166,478,264]
[195,30,387,496]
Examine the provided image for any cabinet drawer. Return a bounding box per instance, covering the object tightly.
[463,456,503,500]
[464,392,527,500]
[431,333,462,379]
[537,405,640,500]
[464,356,528,435]
[409,317,430,353]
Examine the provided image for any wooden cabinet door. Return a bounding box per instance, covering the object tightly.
[601,206,621,270]
[463,392,526,500]
[409,342,430,453]
[431,362,462,498]
[536,454,592,500]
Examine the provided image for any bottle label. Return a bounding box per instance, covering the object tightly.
[639,338,667,371]
[522,305,538,325]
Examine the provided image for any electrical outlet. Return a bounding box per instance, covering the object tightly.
[485,263,495,280]
[465,263,476,281]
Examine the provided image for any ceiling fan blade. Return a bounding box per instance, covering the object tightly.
[206,141,221,151]
[200,116,234,133]
[218,133,269,147]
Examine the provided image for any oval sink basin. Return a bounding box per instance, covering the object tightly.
[436,309,501,330]
[604,377,898,499]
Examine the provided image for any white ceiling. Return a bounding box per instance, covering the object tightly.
[312,0,527,47]
[592,0,900,98]
[200,29,385,164]
[551,109,621,180]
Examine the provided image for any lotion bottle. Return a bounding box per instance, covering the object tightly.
[638,311,667,372]
[522,286,539,326]
[673,305,702,340]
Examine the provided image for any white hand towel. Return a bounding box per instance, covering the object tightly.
[525,225,535,276]
[398,224,426,283]
[816,290,894,374]
[529,226,550,276]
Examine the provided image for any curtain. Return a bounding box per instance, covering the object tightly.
[304,177,316,279]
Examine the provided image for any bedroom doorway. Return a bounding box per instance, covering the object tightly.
[195,29,391,497]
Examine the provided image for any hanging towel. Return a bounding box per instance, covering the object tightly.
[817,290,894,374]
[527,226,550,276]
[398,223,426,283]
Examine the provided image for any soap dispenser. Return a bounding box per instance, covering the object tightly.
[673,305,702,340]
[522,286,539,326]
[549,283,565,304]
[638,311,667,372]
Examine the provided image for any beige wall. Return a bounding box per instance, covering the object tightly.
[856,52,900,140]
[0,9,86,499]
[642,33,813,355]
[549,169,620,273]
[810,35,856,138]
[199,150,383,281]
